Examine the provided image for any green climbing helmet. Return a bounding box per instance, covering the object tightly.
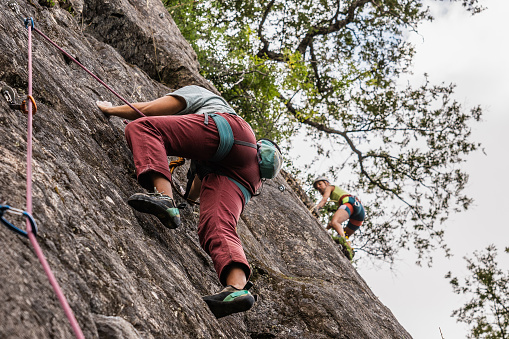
[312,176,329,189]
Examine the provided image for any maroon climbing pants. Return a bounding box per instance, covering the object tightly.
[124,113,261,285]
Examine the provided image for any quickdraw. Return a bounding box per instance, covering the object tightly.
[0,204,38,238]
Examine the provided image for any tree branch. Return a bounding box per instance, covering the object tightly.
[309,41,327,94]
[257,0,371,61]
[279,93,432,225]
[257,0,288,61]
[295,0,371,56]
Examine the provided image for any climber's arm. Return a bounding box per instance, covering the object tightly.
[315,185,334,210]
[97,95,186,120]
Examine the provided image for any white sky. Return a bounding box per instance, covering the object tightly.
[289,0,508,337]
[358,1,509,338]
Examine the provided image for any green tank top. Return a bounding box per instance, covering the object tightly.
[329,185,350,208]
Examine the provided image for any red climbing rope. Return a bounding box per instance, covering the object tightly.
[32,26,146,118]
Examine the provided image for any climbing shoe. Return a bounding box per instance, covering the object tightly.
[337,236,355,261]
[127,190,181,229]
[331,234,354,260]
[203,282,257,319]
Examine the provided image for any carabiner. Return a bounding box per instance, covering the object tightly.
[0,205,38,238]
[20,95,37,115]
[24,17,35,30]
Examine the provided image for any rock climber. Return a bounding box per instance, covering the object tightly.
[312,176,365,241]
[96,85,261,318]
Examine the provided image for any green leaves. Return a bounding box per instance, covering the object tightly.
[165,0,484,265]
[447,245,509,338]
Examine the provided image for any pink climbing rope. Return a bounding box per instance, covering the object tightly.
[24,21,85,339]
[12,12,149,338]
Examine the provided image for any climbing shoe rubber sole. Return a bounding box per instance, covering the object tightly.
[127,193,181,229]
[337,236,354,260]
[203,287,256,318]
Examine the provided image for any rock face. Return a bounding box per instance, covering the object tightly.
[0,1,412,338]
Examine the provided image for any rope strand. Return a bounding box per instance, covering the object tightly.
[7,9,150,337]
[24,23,85,339]
[32,26,146,118]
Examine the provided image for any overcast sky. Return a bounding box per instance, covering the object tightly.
[357,1,509,338]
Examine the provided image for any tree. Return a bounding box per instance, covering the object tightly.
[163,0,484,264]
[446,245,509,339]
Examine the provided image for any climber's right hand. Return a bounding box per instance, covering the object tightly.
[96,100,113,114]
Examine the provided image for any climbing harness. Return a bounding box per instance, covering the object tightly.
[182,113,258,205]
[166,113,259,206]
[169,114,283,207]
[0,204,38,238]
[204,113,257,161]
[202,113,256,204]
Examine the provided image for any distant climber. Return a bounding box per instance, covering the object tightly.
[96,85,273,318]
[312,177,365,256]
